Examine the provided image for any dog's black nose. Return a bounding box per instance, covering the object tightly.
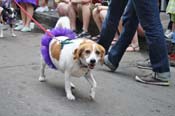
[90,59,96,64]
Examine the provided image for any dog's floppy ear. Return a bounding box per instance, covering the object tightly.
[73,48,79,60]
[97,44,105,64]
[73,47,83,60]
[51,41,62,61]
[73,45,85,60]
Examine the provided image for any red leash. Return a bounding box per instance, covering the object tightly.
[13,0,54,37]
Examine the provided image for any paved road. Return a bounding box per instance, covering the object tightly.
[0,21,175,116]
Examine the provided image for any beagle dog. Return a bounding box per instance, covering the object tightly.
[39,16,105,100]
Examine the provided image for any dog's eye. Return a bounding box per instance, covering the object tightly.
[85,50,91,54]
[95,51,100,55]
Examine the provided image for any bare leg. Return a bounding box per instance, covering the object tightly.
[42,0,48,6]
[57,2,69,16]
[92,8,102,31]
[81,3,91,32]
[20,3,26,26]
[126,31,140,52]
[68,3,77,31]
[131,31,139,47]
[25,3,34,27]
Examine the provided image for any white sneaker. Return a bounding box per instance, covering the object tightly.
[15,20,23,26]
[35,6,49,12]
[164,29,171,35]
[165,31,173,39]
[14,25,24,31]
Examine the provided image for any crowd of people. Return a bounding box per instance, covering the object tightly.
[0,0,174,86]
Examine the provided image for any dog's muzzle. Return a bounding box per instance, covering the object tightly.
[88,59,96,69]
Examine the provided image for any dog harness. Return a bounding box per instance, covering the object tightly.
[41,27,76,69]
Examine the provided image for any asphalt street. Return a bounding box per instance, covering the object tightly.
[0,14,175,116]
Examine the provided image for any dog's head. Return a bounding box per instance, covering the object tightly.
[2,7,17,22]
[73,39,105,69]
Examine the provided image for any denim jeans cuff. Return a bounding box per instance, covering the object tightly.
[157,72,171,81]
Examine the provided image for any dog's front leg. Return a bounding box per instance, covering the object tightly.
[39,57,46,82]
[85,72,97,100]
[10,24,16,37]
[0,23,3,38]
[65,71,75,100]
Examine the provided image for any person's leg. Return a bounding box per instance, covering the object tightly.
[98,0,128,52]
[25,3,34,27]
[126,31,140,52]
[81,3,91,32]
[42,0,48,6]
[133,0,170,80]
[107,0,138,67]
[92,7,102,31]
[99,9,107,30]
[14,3,26,30]
[57,2,69,16]
[167,15,173,30]
[20,3,34,32]
[20,3,27,26]
[68,3,77,31]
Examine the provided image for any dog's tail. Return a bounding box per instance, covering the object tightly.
[55,16,71,29]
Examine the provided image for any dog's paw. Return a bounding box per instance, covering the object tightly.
[90,91,95,100]
[39,76,46,82]
[0,35,3,38]
[67,94,75,100]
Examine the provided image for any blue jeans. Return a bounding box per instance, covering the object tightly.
[98,0,170,79]
[172,32,175,43]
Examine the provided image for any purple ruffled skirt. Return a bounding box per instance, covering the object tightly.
[16,0,37,6]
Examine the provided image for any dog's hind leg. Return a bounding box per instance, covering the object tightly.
[85,72,97,100]
[39,57,47,82]
[10,24,16,37]
[64,71,75,100]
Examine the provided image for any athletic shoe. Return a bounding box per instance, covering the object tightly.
[14,25,24,31]
[164,29,171,36]
[104,55,117,72]
[136,59,152,70]
[165,31,173,39]
[135,72,170,86]
[21,27,31,32]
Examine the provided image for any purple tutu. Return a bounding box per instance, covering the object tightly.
[16,0,37,6]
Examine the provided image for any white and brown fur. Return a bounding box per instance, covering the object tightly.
[0,6,16,38]
[39,16,105,100]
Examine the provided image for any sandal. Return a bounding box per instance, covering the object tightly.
[91,34,100,41]
[126,44,140,52]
